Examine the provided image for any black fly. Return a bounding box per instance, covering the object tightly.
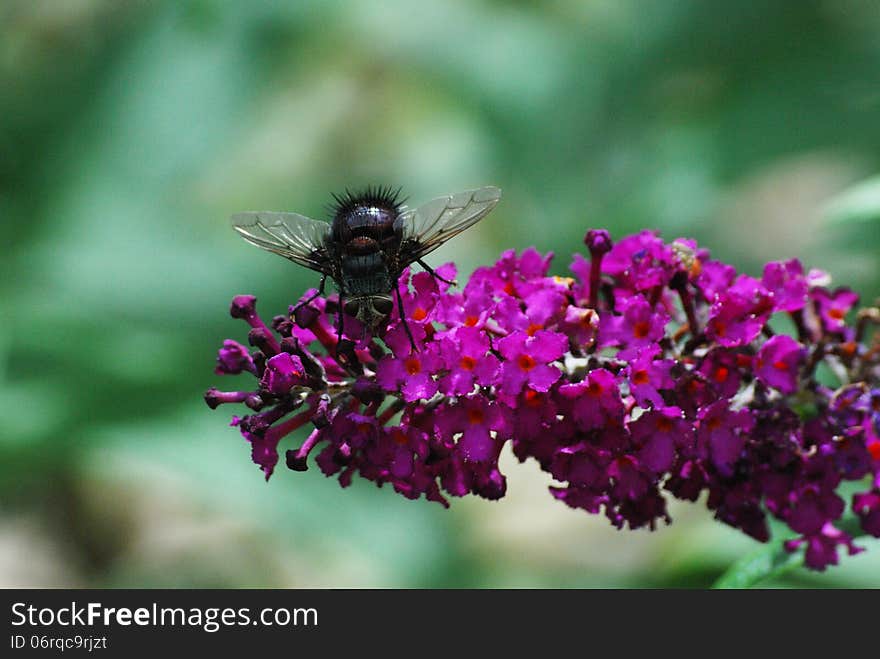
[231,186,501,350]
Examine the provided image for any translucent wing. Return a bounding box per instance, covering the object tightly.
[397,186,501,262]
[231,211,333,274]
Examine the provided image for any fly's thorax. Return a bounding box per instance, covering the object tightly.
[331,204,398,243]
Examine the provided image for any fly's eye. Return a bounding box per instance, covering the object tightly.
[373,297,393,316]
[343,300,360,317]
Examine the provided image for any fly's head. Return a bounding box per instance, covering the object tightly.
[343,294,394,330]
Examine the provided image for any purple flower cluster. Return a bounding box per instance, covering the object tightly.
[206,230,880,571]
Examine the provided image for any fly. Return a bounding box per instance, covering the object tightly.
[231,185,501,350]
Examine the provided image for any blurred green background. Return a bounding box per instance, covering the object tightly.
[2,0,879,588]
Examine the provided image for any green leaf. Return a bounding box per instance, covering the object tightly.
[824,175,880,225]
[712,537,803,589]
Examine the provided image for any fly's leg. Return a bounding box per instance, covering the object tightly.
[336,292,345,345]
[417,258,457,286]
[291,273,328,317]
[332,295,362,373]
[394,284,418,351]
[333,292,347,362]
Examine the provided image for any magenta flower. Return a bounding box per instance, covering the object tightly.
[438,278,495,330]
[397,267,452,327]
[469,247,552,299]
[560,305,599,350]
[599,296,668,349]
[762,259,808,313]
[697,349,745,398]
[511,388,560,444]
[207,228,880,573]
[624,347,675,409]
[569,253,593,306]
[603,230,675,291]
[630,406,691,473]
[696,260,737,301]
[436,395,506,462]
[496,330,567,397]
[811,286,859,334]
[215,339,256,375]
[376,340,441,402]
[260,352,307,395]
[706,275,773,347]
[437,327,500,396]
[754,334,805,394]
[853,490,880,538]
[785,522,863,571]
[697,401,754,477]
[559,369,624,431]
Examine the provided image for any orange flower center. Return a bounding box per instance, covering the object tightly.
[405,357,422,375]
[706,417,722,431]
[391,429,408,445]
[714,366,729,383]
[517,354,536,371]
[465,315,479,327]
[587,381,603,396]
[524,389,542,407]
[632,370,650,385]
[772,360,789,371]
[460,355,477,371]
[467,408,485,425]
[412,307,427,321]
[828,308,846,320]
[656,417,674,432]
[868,441,880,462]
[633,320,651,339]
[526,323,543,337]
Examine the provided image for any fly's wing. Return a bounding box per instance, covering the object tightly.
[396,186,501,263]
[231,211,333,274]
